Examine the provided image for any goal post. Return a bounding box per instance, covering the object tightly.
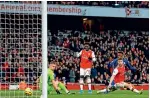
[42,1,48,98]
[0,1,47,98]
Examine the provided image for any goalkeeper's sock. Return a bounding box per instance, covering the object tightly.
[58,82,69,93]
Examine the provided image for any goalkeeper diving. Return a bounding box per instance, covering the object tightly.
[37,63,75,96]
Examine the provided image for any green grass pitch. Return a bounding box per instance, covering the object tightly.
[0,90,148,98]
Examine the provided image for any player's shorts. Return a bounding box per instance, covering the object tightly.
[111,81,127,88]
[116,82,127,88]
[80,68,91,76]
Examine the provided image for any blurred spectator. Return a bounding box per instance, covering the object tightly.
[63,38,70,48]
[69,67,76,83]
[91,66,97,78]
[131,75,138,84]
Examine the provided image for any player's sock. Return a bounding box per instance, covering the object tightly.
[80,84,83,90]
[129,86,141,94]
[97,88,110,93]
[88,84,92,94]
[133,89,140,94]
[100,89,107,93]
[58,82,69,93]
[79,77,84,91]
[86,76,92,92]
[88,84,91,90]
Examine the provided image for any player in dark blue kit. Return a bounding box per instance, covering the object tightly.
[97,51,137,94]
[108,51,136,73]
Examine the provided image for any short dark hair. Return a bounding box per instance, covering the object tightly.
[50,61,57,65]
[118,51,123,54]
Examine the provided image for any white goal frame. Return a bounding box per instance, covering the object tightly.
[42,1,48,98]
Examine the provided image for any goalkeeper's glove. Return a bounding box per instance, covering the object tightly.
[56,89,61,94]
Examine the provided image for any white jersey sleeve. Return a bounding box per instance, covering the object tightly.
[112,68,118,76]
[91,51,96,62]
[76,50,82,57]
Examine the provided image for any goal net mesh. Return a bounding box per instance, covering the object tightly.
[0,1,42,98]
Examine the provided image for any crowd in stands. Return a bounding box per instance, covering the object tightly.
[0,13,42,84]
[0,12,149,85]
[50,30,149,84]
[0,28,149,85]
[0,30,42,84]
[47,1,149,8]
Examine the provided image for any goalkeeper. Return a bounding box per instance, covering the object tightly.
[38,63,73,95]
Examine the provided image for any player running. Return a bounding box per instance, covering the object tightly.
[38,63,74,97]
[97,58,142,94]
[77,42,96,94]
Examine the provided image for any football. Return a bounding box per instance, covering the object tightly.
[25,88,33,96]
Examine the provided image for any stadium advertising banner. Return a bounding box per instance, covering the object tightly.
[0,3,148,18]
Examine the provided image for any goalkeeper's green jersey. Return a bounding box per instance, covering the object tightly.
[40,69,54,85]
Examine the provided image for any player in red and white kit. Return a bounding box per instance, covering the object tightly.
[97,58,142,94]
[77,43,96,94]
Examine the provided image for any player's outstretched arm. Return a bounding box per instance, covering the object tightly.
[91,51,96,62]
[108,75,115,88]
[108,69,118,88]
[52,80,61,94]
[108,59,117,68]
[124,59,136,72]
[76,51,82,57]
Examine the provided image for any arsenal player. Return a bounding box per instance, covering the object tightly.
[76,42,96,94]
[97,57,142,94]
[108,51,136,74]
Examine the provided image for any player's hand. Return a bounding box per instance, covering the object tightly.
[56,89,61,94]
[88,57,92,61]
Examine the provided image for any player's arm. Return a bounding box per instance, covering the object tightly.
[91,51,96,62]
[108,68,118,88]
[52,80,59,90]
[52,80,61,94]
[36,75,42,84]
[76,50,82,57]
[124,59,136,72]
[108,59,117,68]
[36,77,40,84]
[50,73,61,94]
